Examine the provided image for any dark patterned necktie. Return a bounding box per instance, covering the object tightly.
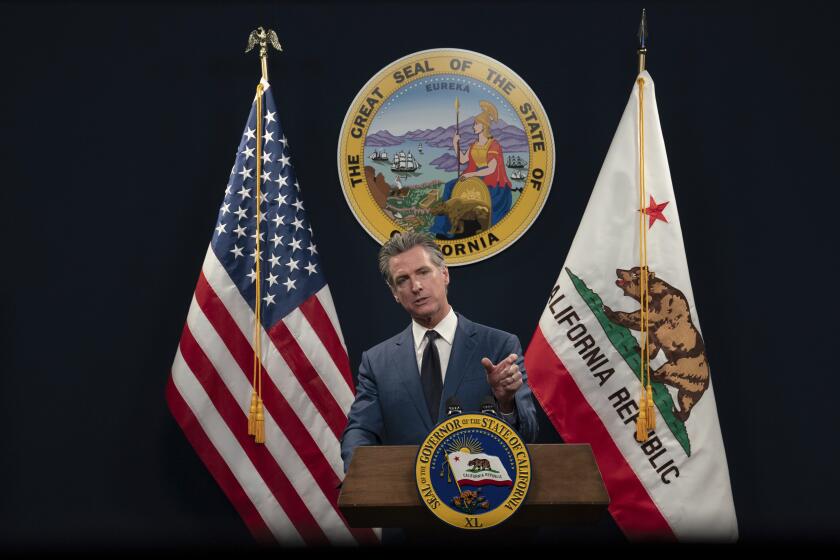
[420,330,442,422]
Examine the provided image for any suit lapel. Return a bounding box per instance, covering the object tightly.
[440,314,478,416]
[394,324,434,430]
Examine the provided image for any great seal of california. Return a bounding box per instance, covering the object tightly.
[338,48,555,265]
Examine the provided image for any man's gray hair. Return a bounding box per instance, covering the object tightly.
[378,231,446,288]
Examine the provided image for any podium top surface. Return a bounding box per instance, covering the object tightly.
[339,443,609,527]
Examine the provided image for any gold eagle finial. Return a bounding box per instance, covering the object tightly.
[246,26,282,58]
[246,27,282,81]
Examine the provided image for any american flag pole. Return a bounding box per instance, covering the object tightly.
[252,82,265,443]
[246,26,280,444]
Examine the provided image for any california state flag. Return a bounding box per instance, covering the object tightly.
[448,452,513,487]
[525,71,737,541]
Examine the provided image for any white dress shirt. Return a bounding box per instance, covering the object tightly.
[411,307,457,380]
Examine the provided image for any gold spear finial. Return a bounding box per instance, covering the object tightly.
[637,9,648,74]
[246,26,282,82]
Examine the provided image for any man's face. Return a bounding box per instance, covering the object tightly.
[388,245,450,326]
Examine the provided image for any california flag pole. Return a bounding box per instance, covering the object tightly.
[524,71,738,541]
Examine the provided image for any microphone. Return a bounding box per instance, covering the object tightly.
[480,396,498,416]
[446,397,462,416]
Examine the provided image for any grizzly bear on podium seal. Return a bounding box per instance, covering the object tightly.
[603,267,709,422]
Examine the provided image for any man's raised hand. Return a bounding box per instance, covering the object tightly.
[481,353,522,413]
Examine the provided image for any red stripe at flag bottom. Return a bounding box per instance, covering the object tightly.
[526,326,676,541]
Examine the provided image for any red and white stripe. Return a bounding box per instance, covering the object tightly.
[526,327,675,541]
[167,246,379,546]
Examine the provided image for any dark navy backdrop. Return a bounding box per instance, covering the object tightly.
[2,0,839,548]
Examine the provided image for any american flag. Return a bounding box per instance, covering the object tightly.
[166,80,378,546]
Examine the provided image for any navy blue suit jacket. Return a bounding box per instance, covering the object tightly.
[340,313,538,472]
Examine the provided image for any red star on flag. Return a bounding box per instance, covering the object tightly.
[643,194,669,228]
[453,456,460,462]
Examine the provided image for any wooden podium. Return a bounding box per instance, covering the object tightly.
[338,444,609,529]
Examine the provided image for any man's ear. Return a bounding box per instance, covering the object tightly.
[442,265,450,286]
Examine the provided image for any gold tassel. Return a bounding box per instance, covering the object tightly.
[635,395,648,443]
[646,385,656,431]
[255,396,266,444]
[248,391,258,436]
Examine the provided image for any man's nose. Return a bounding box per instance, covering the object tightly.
[411,277,423,292]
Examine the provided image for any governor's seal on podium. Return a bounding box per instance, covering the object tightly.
[338,48,555,266]
[415,413,532,530]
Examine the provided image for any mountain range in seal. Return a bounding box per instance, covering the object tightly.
[366,116,528,151]
[366,116,529,173]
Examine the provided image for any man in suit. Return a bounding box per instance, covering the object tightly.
[341,231,538,472]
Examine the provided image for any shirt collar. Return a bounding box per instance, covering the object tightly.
[412,307,457,350]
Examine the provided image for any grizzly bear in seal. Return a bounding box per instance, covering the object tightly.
[468,458,491,471]
[603,267,709,422]
[430,199,491,235]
